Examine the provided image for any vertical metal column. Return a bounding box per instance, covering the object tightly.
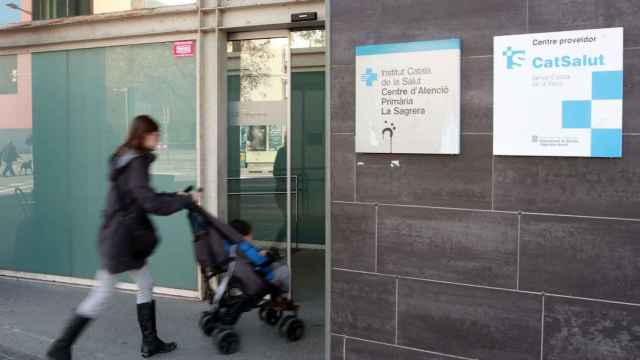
[286,34,293,299]
[324,0,332,358]
[198,0,228,299]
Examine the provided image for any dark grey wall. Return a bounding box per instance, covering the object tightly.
[329,1,640,359]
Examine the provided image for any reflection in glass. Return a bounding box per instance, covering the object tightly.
[94,0,195,14]
[4,0,195,21]
[0,53,33,273]
[227,37,290,246]
[290,30,325,49]
[230,31,326,53]
[247,125,267,151]
[0,43,197,290]
[0,0,32,25]
[238,38,288,102]
[229,38,288,178]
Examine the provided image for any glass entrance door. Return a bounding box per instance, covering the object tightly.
[226,30,326,306]
[226,34,293,285]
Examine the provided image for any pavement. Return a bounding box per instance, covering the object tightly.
[0,250,325,360]
[0,174,32,197]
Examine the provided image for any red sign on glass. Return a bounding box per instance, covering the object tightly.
[173,40,195,57]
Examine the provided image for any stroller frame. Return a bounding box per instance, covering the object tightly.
[187,203,305,355]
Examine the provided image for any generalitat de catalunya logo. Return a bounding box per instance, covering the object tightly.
[503,46,526,69]
[360,67,378,87]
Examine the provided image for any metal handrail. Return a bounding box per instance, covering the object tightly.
[225,175,298,180]
[224,175,302,251]
[227,191,297,195]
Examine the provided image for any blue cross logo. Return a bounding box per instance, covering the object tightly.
[360,68,378,87]
[502,46,526,70]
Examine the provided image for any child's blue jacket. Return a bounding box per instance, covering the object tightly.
[225,240,274,281]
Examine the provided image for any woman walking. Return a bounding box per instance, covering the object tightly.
[47,115,196,359]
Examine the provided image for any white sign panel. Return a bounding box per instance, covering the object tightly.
[355,39,461,154]
[494,28,624,157]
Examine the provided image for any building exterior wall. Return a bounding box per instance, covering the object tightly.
[0,0,196,24]
[0,1,326,300]
[0,42,199,290]
[329,1,640,359]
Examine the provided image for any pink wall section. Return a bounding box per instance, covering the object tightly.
[21,0,32,22]
[0,54,32,129]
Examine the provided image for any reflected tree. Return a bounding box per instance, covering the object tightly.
[239,39,278,102]
[291,30,325,48]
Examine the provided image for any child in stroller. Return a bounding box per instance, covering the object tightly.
[186,200,304,355]
[228,219,292,299]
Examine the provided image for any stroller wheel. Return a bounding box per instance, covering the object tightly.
[284,318,305,342]
[199,312,216,336]
[278,315,296,336]
[258,305,268,321]
[265,308,283,326]
[216,330,240,355]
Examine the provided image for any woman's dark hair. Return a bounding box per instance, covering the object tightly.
[229,219,252,236]
[116,115,159,155]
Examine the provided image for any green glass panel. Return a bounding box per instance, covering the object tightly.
[291,71,325,245]
[28,51,72,276]
[109,43,198,289]
[227,70,325,246]
[67,48,109,279]
[10,42,198,289]
[0,54,22,270]
[227,75,241,178]
[106,43,198,289]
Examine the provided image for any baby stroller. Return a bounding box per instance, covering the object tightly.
[186,197,305,355]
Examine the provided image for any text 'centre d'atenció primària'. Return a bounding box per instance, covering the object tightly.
[378,66,449,117]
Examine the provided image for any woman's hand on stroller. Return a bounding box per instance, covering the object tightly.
[179,186,203,204]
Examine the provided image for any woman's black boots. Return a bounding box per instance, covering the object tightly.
[46,314,91,360]
[137,301,177,358]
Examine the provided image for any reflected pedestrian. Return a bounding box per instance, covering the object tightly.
[273,144,287,241]
[2,140,18,177]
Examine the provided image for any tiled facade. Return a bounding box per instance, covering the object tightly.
[329,0,640,359]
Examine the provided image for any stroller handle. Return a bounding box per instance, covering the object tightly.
[183,185,204,194]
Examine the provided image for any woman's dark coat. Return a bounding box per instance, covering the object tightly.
[98,151,192,274]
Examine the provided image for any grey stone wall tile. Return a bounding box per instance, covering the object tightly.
[331,134,356,201]
[330,1,640,359]
[356,135,492,209]
[623,49,640,133]
[332,335,345,360]
[397,279,542,360]
[378,206,518,288]
[494,135,640,218]
[331,0,527,66]
[330,0,380,66]
[520,214,640,303]
[462,56,492,133]
[544,296,640,360]
[331,270,396,343]
[528,0,640,48]
[346,338,459,360]
[331,202,376,272]
[331,65,355,134]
